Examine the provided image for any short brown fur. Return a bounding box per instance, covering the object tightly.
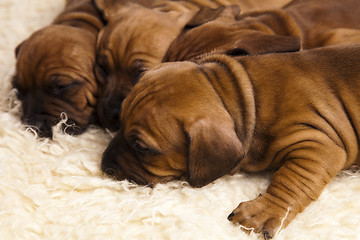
[164,0,360,62]
[102,45,360,238]
[93,0,292,130]
[13,0,104,138]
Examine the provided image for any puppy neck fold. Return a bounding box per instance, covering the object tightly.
[196,54,256,154]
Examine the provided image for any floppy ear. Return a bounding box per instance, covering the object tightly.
[185,5,240,29]
[225,33,301,56]
[186,118,244,187]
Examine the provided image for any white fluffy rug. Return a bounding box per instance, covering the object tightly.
[1,0,360,239]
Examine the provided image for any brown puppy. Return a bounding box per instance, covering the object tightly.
[101,45,360,239]
[93,0,291,130]
[164,0,360,62]
[93,0,192,130]
[12,0,104,138]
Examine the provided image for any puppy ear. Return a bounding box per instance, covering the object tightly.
[15,41,25,58]
[226,33,301,56]
[186,118,244,187]
[185,5,240,29]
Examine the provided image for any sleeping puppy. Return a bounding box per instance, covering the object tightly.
[12,0,104,138]
[93,0,193,130]
[93,0,291,130]
[101,45,360,239]
[164,0,360,62]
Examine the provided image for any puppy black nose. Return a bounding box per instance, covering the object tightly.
[101,164,115,176]
[101,150,119,176]
[22,116,53,138]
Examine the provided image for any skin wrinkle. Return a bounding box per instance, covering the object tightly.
[285,159,317,182]
[313,108,346,151]
[336,93,360,149]
[268,183,298,206]
[272,135,324,165]
[277,164,321,202]
[262,194,289,212]
[280,146,315,166]
[294,122,328,137]
[123,78,167,116]
[198,56,256,151]
[201,64,248,145]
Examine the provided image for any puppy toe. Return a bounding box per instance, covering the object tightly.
[264,230,272,240]
[262,218,281,239]
[228,194,289,239]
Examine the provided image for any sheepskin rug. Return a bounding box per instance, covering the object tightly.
[1,0,360,239]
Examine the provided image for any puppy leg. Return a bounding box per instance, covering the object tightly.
[229,137,347,239]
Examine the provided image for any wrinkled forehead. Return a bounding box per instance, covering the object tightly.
[20,26,92,61]
[120,61,202,125]
[97,19,122,48]
[15,28,95,88]
[102,11,172,43]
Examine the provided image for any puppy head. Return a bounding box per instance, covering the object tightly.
[93,1,192,130]
[13,25,99,138]
[164,5,300,62]
[101,61,245,187]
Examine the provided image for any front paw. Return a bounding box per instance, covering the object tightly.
[228,193,292,239]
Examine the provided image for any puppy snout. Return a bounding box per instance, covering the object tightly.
[101,147,121,177]
[22,115,53,138]
[101,158,117,176]
[97,98,122,131]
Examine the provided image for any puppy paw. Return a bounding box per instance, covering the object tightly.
[228,193,292,239]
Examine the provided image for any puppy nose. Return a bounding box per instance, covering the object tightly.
[22,117,53,138]
[101,154,118,176]
[101,162,115,176]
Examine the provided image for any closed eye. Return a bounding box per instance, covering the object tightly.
[50,75,83,95]
[129,134,160,156]
[133,138,150,153]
